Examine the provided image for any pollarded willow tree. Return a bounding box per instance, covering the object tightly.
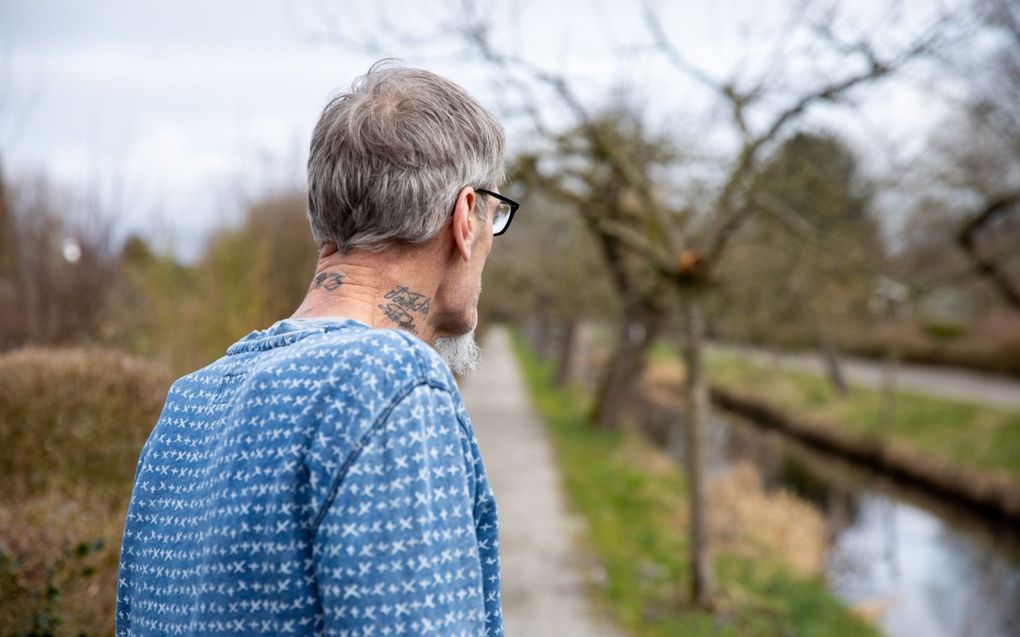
[512,106,686,428]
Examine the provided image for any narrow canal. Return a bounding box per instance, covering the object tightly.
[707,410,1020,637]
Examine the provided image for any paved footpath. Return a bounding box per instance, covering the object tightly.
[459,327,626,637]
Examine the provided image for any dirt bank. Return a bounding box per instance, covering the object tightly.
[709,385,1020,523]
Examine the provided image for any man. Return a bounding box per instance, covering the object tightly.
[117,62,519,637]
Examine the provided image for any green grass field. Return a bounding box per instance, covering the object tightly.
[706,353,1020,480]
[512,334,879,637]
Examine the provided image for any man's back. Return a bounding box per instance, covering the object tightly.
[117,317,502,636]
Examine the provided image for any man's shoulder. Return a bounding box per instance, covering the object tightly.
[170,320,455,402]
[313,325,455,390]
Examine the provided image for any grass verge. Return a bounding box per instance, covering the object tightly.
[510,333,878,637]
[706,353,1020,480]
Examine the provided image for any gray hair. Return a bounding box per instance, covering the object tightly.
[307,62,506,253]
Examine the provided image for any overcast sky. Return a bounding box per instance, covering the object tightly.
[0,0,964,260]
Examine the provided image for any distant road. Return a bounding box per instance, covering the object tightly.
[711,343,1020,410]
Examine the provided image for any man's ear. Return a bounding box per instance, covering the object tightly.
[451,186,477,262]
[318,242,338,258]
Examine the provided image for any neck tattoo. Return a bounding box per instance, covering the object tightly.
[313,271,345,292]
[379,285,432,334]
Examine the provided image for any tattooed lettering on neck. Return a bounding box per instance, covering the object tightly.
[383,285,431,316]
[379,303,417,333]
[314,271,345,292]
[379,285,432,333]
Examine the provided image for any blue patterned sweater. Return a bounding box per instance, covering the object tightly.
[117,317,503,636]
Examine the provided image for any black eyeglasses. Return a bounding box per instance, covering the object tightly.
[475,188,519,236]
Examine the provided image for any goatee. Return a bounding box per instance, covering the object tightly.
[434,329,481,375]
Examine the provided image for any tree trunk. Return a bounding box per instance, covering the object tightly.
[554,317,577,388]
[811,311,849,396]
[881,303,903,428]
[528,299,553,359]
[819,333,849,396]
[0,163,24,349]
[674,295,716,607]
[592,302,665,430]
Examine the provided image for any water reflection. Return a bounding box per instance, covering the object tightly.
[827,495,1020,637]
[707,412,1020,637]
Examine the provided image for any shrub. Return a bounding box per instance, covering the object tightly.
[0,347,170,635]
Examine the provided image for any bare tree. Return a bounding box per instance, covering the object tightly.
[0,157,20,348]
[1,174,122,349]
[722,131,883,394]
[944,0,1020,311]
[478,184,618,380]
[957,192,1020,310]
[512,109,679,429]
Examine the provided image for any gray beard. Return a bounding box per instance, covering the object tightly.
[433,329,481,375]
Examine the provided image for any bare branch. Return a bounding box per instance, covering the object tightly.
[595,218,676,277]
[749,191,829,249]
[641,0,722,93]
[463,21,690,255]
[703,200,754,266]
[759,13,949,148]
[957,189,1020,310]
[697,11,950,269]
